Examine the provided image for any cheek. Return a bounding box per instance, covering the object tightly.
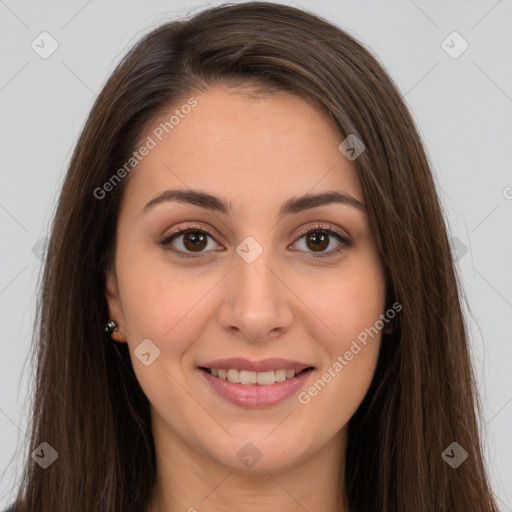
[299,278,384,433]
[115,244,220,365]
[117,240,197,324]
[296,255,385,408]
[298,256,386,343]
[115,250,215,404]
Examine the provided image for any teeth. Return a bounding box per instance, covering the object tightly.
[274,369,287,382]
[227,369,239,383]
[257,371,274,385]
[209,368,301,385]
[239,370,257,385]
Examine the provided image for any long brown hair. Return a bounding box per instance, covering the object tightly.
[6,2,497,511]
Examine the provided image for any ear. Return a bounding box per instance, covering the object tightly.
[105,267,127,343]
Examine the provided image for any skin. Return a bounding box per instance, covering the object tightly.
[105,87,388,512]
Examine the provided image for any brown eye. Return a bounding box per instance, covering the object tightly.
[160,224,349,260]
[182,231,208,252]
[160,226,221,258]
[292,225,350,257]
[304,231,330,252]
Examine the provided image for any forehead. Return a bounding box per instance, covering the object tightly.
[124,87,363,209]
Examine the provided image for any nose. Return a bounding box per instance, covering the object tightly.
[217,244,294,342]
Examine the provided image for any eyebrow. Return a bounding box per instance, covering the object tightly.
[142,188,366,218]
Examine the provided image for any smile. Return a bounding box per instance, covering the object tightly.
[199,365,315,407]
[202,367,312,385]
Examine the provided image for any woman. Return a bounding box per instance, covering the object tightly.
[4,2,498,511]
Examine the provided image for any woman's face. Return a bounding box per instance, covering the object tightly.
[106,87,387,473]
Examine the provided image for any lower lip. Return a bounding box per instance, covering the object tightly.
[200,368,314,407]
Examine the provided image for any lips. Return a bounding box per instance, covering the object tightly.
[198,357,315,407]
[199,357,312,373]
[200,366,314,407]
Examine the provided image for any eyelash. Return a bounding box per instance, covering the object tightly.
[159,223,350,259]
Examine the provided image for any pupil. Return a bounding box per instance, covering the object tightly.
[308,232,328,252]
[185,232,207,251]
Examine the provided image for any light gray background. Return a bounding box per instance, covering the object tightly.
[1,0,511,509]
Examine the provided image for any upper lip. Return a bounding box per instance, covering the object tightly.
[199,358,314,373]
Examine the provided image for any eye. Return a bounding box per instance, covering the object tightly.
[159,224,222,259]
[291,224,350,258]
[160,223,350,259]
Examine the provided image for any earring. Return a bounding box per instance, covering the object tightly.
[104,320,118,335]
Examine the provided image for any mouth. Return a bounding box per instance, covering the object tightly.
[199,366,314,386]
[198,359,316,407]
[198,357,315,407]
